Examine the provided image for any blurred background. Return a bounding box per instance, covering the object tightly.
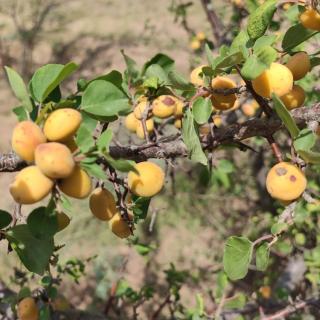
[1,0,320,319]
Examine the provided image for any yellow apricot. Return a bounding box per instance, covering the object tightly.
[109,212,133,239]
[56,212,70,232]
[152,95,177,118]
[212,115,222,127]
[133,101,150,120]
[300,8,320,31]
[259,286,271,299]
[63,137,78,153]
[136,119,154,139]
[280,85,305,110]
[17,297,39,320]
[286,52,311,81]
[252,63,293,98]
[125,112,139,132]
[12,121,46,163]
[89,187,117,221]
[190,65,207,86]
[128,161,165,197]
[58,166,92,199]
[266,162,307,201]
[10,166,54,205]
[35,142,75,179]
[196,31,206,41]
[242,103,256,117]
[190,39,201,50]
[174,118,182,129]
[43,108,82,142]
[211,77,237,111]
[174,98,184,116]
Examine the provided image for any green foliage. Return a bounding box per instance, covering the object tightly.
[0,210,12,229]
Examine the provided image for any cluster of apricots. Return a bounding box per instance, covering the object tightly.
[90,161,165,238]
[9,107,165,239]
[190,31,207,51]
[124,95,184,138]
[10,108,92,205]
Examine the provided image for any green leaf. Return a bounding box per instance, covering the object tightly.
[272,94,299,139]
[13,106,29,121]
[310,57,320,69]
[17,287,32,300]
[132,195,151,221]
[27,207,58,240]
[0,210,12,229]
[97,128,113,152]
[121,50,140,81]
[215,271,229,299]
[241,46,277,80]
[224,293,246,309]
[192,97,212,125]
[6,225,54,275]
[141,53,174,74]
[143,76,159,89]
[29,62,78,102]
[85,70,123,91]
[182,109,208,166]
[145,64,168,84]
[5,66,33,112]
[214,51,245,71]
[223,236,253,280]
[81,161,106,180]
[253,35,277,50]
[296,150,320,164]
[282,23,319,51]
[75,124,95,153]
[104,154,136,172]
[81,80,130,117]
[271,222,288,235]
[294,128,316,152]
[205,43,215,67]
[247,0,277,40]
[168,71,195,91]
[39,305,51,320]
[256,242,270,271]
[230,30,251,52]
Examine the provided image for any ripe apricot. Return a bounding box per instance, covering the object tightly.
[56,212,70,232]
[125,112,139,132]
[43,108,82,142]
[190,65,207,86]
[280,85,305,110]
[133,101,150,120]
[211,77,237,110]
[266,162,307,201]
[89,187,117,221]
[252,63,293,98]
[259,286,271,299]
[136,119,154,139]
[58,166,92,199]
[190,39,201,50]
[35,142,75,179]
[300,8,320,31]
[212,115,222,127]
[242,103,256,117]
[10,166,54,204]
[109,212,133,239]
[174,118,182,129]
[17,297,39,320]
[12,121,46,163]
[196,31,206,41]
[286,52,311,81]
[128,161,165,197]
[152,95,177,118]
[174,98,184,117]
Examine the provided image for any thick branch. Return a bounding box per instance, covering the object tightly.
[1,104,319,172]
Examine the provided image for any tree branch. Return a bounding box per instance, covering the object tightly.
[1,104,319,172]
